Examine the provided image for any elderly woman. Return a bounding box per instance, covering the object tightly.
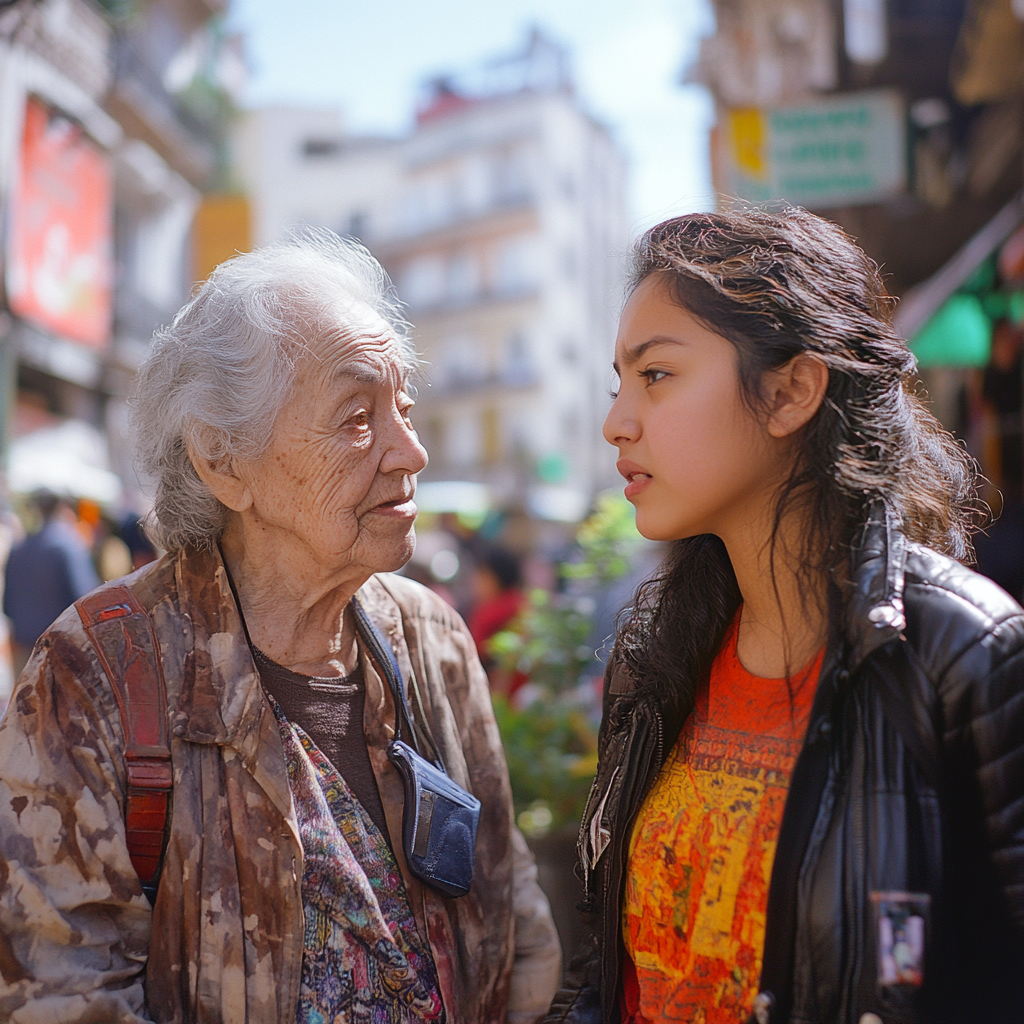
[0,233,561,1022]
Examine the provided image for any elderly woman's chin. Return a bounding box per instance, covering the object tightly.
[309,503,421,579]
[366,519,419,575]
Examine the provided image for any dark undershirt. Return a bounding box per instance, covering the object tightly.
[252,647,391,840]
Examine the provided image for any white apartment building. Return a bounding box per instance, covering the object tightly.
[234,33,629,522]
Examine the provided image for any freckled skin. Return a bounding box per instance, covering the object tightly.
[206,309,430,676]
[239,328,426,577]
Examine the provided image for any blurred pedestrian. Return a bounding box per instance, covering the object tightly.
[91,513,134,583]
[0,234,560,1023]
[975,318,1024,599]
[120,511,158,570]
[3,489,99,677]
[548,209,1024,1024]
[0,480,21,714]
[468,546,525,685]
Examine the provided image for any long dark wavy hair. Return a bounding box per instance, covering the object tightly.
[615,207,980,739]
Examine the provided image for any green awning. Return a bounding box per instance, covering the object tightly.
[910,293,992,369]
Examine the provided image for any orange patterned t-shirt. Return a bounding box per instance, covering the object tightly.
[621,617,822,1024]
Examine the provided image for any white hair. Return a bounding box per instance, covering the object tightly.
[130,228,415,552]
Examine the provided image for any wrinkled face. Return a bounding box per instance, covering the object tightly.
[603,274,783,542]
[238,307,428,577]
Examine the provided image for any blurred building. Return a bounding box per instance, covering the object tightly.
[0,0,234,512]
[695,0,1022,294]
[234,30,629,530]
[693,0,1024,590]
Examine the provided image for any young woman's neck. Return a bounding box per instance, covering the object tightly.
[720,503,828,678]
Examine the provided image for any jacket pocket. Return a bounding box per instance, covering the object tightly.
[543,933,602,1024]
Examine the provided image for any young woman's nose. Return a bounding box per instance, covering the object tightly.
[603,397,641,448]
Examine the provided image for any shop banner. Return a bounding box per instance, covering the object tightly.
[723,89,906,209]
[6,97,113,349]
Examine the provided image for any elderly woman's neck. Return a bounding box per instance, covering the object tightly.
[219,522,363,678]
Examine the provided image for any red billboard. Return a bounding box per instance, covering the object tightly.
[6,97,113,349]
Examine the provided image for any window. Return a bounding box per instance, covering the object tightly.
[562,246,577,282]
[495,235,538,295]
[447,408,482,467]
[491,146,532,206]
[447,250,479,302]
[401,255,445,307]
[562,409,581,443]
[302,138,342,158]
[347,211,367,240]
[434,333,488,387]
[504,332,533,382]
[482,406,501,465]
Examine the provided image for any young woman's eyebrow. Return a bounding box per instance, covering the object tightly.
[614,336,686,374]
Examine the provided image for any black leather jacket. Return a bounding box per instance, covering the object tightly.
[545,509,1024,1024]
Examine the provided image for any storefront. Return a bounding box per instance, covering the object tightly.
[896,192,1024,596]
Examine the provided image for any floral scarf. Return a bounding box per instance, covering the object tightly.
[270,696,445,1024]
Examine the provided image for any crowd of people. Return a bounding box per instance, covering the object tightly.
[0,211,1019,1024]
[0,491,156,685]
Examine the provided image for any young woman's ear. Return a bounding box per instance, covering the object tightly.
[187,428,254,513]
[763,354,829,439]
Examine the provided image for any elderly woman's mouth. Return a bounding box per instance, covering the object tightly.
[369,497,418,518]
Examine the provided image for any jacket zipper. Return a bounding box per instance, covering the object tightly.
[600,703,664,1023]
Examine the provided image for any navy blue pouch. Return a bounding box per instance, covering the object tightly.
[352,596,481,898]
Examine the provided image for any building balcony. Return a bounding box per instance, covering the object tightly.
[417,364,540,400]
[403,281,540,317]
[6,0,112,101]
[105,35,216,187]
[376,196,538,257]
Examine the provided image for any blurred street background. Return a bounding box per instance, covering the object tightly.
[0,0,1022,959]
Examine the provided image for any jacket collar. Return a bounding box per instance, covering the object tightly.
[168,546,405,752]
[843,501,908,672]
[169,545,264,747]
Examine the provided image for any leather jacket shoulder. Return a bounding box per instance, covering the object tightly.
[546,508,1024,1024]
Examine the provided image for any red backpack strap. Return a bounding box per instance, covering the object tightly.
[75,585,171,904]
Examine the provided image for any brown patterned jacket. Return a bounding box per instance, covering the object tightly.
[0,546,561,1022]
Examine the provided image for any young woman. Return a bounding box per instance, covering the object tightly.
[545,209,1024,1024]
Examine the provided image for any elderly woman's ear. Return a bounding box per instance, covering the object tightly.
[188,430,254,513]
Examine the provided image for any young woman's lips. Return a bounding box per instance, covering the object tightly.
[371,497,417,518]
[617,460,652,500]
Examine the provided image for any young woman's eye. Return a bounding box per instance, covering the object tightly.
[641,369,669,386]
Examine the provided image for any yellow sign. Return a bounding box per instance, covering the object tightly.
[728,108,767,180]
[192,194,251,283]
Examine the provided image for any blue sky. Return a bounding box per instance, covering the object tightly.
[227,0,717,235]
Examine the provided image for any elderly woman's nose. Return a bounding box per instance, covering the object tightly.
[381,412,428,475]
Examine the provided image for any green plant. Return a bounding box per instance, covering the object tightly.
[488,588,594,697]
[490,492,644,835]
[492,696,598,831]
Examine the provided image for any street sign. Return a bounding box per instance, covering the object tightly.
[723,89,906,209]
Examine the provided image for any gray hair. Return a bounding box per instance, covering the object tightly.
[131,229,415,552]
